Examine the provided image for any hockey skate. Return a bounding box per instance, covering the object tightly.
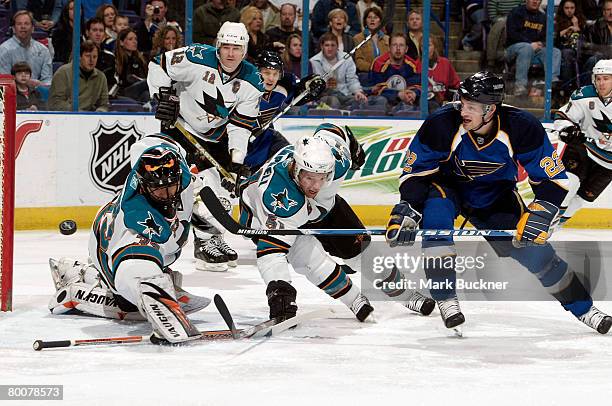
[194,238,228,272]
[211,235,238,267]
[437,296,465,335]
[350,293,374,322]
[404,291,435,316]
[578,306,612,334]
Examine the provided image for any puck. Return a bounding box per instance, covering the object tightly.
[59,220,77,235]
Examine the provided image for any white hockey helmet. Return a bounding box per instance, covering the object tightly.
[292,136,335,182]
[313,123,350,151]
[592,59,612,83]
[216,22,249,58]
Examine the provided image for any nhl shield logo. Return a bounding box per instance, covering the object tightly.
[89,121,145,193]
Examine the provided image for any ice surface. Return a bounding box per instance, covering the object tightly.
[1,230,612,405]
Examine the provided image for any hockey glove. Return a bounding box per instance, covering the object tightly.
[385,201,422,247]
[344,126,366,170]
[295,74,327,105]
[154,86,180,131]
[558,125,585,145]
[514,199,559,247]
[220,163,251,198]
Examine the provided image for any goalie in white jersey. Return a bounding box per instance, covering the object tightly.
[148,22,265,272]
[554,59,612,225]
[48,136,211,344]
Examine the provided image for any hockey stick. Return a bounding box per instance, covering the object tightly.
[250,31,377,140]
[174,121,235,182]
[200,186,515,238]
[214,294,239,338]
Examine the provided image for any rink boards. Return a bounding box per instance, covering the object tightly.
[12,112,612,230]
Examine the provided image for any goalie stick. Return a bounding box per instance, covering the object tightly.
[199,186,515,238]
[33,305,334,350]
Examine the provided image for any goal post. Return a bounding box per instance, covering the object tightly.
[0,74,15,312]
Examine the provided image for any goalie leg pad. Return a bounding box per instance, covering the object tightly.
[138,274,202,343]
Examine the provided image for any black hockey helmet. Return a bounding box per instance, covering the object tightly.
[457,71,505,105]
[256,50,284,76]
[136,147,183,210]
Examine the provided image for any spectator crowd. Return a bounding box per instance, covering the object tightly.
[0,0,608,115]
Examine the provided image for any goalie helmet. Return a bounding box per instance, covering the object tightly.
[136,147,183,214]
[216,22,249,58]
[292,136,335,182]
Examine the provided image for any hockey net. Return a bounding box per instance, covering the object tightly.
[0,75,15,311]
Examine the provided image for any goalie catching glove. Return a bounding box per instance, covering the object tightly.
[514,199,559,247]
[385,201,422,247]
[154,86,180,130]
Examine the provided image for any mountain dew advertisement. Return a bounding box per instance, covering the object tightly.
[275,118,560,206]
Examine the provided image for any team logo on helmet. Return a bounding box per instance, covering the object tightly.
[89,121,145,194]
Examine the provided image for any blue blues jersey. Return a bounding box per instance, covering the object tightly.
[400,103,569,208]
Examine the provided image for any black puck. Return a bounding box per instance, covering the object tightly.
[59,220,77,235]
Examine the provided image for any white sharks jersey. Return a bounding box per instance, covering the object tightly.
[88,137,194,292]
[555,85,612,169]
[148,44,265,158]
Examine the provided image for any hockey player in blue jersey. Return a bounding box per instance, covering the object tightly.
[244,50,326,171]
[48,136,209,344]
[385,71,612,334]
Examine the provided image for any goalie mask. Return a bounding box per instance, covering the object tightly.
[136,147,183,216]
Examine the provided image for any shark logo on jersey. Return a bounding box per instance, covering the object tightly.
[453,156,505,181]
[593,111,612,136]
[138,212,163,237]
[270,188,298,212]
[89,121,145,194]
[196,88,229,122]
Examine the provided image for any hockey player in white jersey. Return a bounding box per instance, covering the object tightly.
[48,136,208,344]
[306,123,435,316]
[554,59,612,226]
[148,21,264,272]
[239,135,374,322]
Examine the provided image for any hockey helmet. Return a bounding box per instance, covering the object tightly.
[313,123,351,155]
[256,50,284,77]
[457,71,505,105]
[592,59,612,91]
[216,22,249,57]
[292,136,335,182]
[136,147,183,208]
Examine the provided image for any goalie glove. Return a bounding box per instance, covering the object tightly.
[154,86,180,131]
[514,199,559,247]
[344,125,366,170]
[385,201,422,247]
[295,74,326,105]
[558,125,585,145]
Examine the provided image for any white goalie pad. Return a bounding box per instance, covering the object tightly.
[138,274,202,343]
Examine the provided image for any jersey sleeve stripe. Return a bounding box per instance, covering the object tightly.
[111,244,164,271]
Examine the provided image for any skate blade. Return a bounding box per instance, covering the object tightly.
[227,260,238,268]
[451,326,463,337]
[195,260,228,272]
